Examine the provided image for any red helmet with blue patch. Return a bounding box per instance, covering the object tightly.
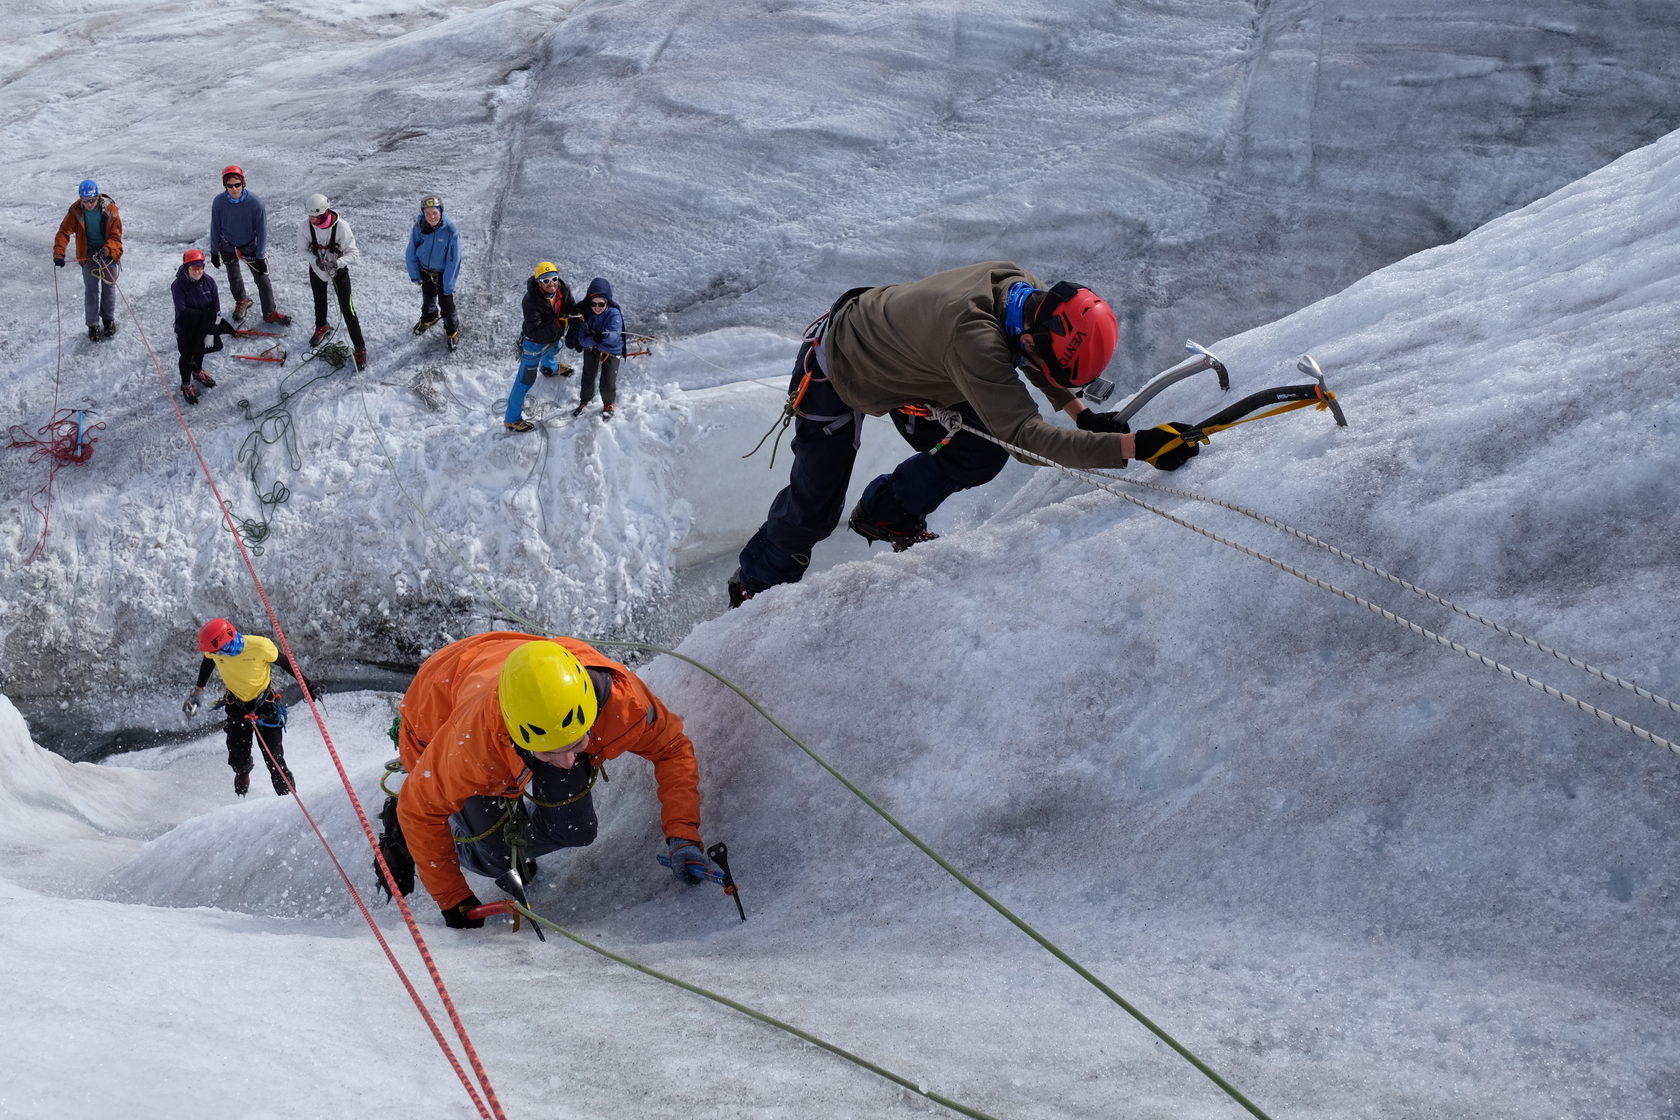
[1027,282,1119,389]
[197,618,238,654]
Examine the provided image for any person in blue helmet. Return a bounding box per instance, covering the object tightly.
[566,277,628,420]
[208,164,290,326]
[406,195,462,351]
[183,618,316,797]
[52,178,124,342]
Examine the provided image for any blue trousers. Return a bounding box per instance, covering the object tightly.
[451,754,597,879]
[736,340,1008,595]
[507,339,560,422]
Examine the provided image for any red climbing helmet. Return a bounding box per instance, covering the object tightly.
[222,165,245,186]
[197,617,238,653]
[1026,282,1119,389]
[183,248,206,265]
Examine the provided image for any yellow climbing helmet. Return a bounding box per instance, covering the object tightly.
[499,641,598,751]
[533,261,560,282]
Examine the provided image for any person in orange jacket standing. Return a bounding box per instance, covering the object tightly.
[393,632,712,928]
[52,178,124,342]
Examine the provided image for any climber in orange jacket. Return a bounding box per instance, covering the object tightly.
[394,631,711,928]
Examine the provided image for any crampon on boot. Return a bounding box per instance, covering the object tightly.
[847,504,939,553]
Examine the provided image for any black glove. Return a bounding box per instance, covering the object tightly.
[1133,422,1202,471]
[1075,409,1129,434]
[442,894,485,929]
[53,256,65,267]
[210,251,223,269]
[182,686,204,716]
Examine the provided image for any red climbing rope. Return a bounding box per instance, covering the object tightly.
[10,269,106,564]
[115,278,508,1119]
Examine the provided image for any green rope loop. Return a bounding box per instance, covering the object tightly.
[230,352,343,553]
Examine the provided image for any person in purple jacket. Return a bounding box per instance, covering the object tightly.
[170,249,236,404]
[566,277,627,419]
[209,164,289,325]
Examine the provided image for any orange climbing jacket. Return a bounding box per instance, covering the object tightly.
[396,631,702,909]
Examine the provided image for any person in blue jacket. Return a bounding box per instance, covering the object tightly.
[169,248,237,404]
[567,277,628,419]
[406,195,462,351]
[208,165,290,325]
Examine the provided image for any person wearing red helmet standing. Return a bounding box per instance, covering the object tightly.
[208,165,290,326]
[728,261,1201,606]
[182,618,315,797]
[169,249,238,404]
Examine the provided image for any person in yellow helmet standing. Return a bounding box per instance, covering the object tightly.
[183,618,315,797]
[391,632,710,928]
[504,261,575,431]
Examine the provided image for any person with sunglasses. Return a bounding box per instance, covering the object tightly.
[207,165,290,327]
[567,277,627,419]
[505,261,576,432]
[183,618,318,797]
[169,248,238,404]
[728,261,1201,607]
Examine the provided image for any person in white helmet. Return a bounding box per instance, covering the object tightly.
[300,192,367,370]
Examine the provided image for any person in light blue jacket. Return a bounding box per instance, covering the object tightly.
[566,277,627,419]
[406,195,461,350]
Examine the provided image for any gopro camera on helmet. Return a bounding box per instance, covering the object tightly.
[1079,376,1116,404]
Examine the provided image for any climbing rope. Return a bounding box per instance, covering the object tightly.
[110,276,509,1120]
[348,376,1278,1120]
[230,333,350,553]
[929,407,1680,758]
[494,898,1003,1120]
[9,268,106,563]
[1101,471,1680,718]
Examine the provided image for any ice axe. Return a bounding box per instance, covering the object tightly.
[1142,352,1347,463]
[1095,339,1231,418]
[656,841,747,921]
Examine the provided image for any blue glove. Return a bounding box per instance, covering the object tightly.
[665,838,708,885]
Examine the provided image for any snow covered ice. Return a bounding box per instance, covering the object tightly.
[1,2,1678,1118]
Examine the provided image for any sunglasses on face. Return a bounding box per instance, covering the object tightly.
[589,299,607,308]
[539,276,560,285]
